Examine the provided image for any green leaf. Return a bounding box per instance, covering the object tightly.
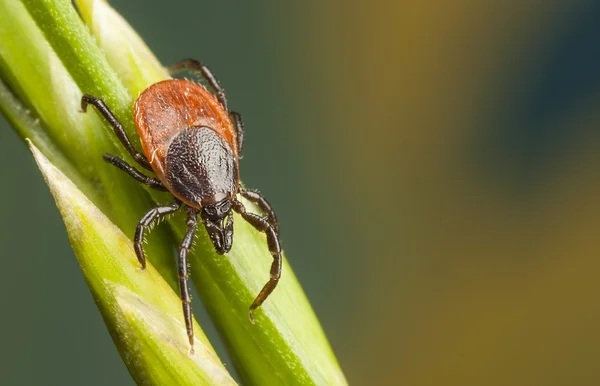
[30,142,236,386]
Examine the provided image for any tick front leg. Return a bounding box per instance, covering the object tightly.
[238,188,279,236]
[232,199,282,323]
[134,201,182,269]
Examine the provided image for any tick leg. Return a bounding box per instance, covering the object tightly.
[179,207,198,350]
[81,94,152,170]
[103,154,167,191]
[134,201,182,269]
[239,188,279,237]
[232,199,282,323]
[169,59,228,111]
[229,111,245,156]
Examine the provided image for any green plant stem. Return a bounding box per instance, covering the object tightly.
[22,0,132,124]
[0,78,93,202]
[31,143,235,385]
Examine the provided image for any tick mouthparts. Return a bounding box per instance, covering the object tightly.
[209,214,233,254]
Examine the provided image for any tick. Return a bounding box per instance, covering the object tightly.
[81,59,282,350]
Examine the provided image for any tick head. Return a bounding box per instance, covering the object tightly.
[201,198,234,254]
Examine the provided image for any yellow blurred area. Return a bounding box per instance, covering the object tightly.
[301,1,600,384]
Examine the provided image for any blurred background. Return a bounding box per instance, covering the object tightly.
[1,0,600,385]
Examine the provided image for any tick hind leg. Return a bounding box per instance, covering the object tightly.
[179,206,198,350]
[81,95,152,170]
[229,111,245,155]
[169,59,229,111]
[134,201,182,269]
[232,198,282,323]
[169,59,245,154]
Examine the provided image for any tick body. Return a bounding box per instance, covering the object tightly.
[81,59,282,350]
[135,79,240,208]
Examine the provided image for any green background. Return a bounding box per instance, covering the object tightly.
[2,1,600,385]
